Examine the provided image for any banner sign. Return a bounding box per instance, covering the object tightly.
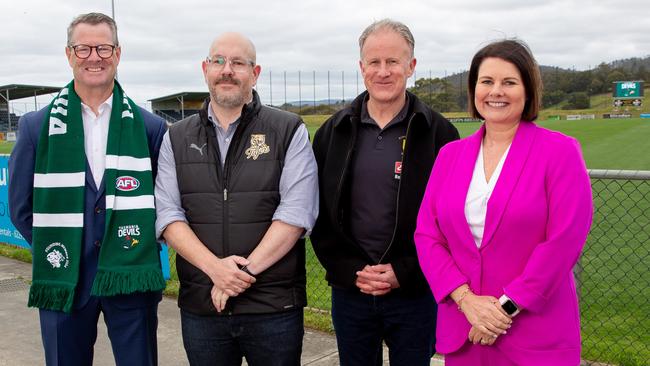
[603,113,632,119]
[447,117,482,123]
[613,99,643,107]
[0,156,26,246]
[566,114,595,120]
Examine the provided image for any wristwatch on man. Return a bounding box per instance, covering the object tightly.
[499,295,520,317]
[239,264,255,277]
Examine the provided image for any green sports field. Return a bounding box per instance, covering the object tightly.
[0,141,13,154]
[456,118,650,170]
[304,116,650,170]
[5,117,648,169]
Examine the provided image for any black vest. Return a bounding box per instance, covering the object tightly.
[168,94,306,315]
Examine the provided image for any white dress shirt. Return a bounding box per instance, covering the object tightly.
[81,95,113,188]
[465,141,511,248]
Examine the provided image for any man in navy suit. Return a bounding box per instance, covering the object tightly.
[8,12,166,366]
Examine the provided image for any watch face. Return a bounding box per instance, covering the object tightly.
[502,300,518,315]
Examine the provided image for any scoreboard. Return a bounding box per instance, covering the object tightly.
[613,81,644,108]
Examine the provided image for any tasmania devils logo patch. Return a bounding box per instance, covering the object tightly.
[115,176,140,191]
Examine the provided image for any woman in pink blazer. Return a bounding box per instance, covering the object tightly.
[414,39,593,366]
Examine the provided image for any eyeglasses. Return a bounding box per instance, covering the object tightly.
[69,44,117,59]
[206,56,254,73]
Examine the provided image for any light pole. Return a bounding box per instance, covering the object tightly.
[111,0,118,80]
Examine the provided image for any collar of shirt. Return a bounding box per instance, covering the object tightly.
[81,95,113,119]
[207,103,240,132]
[206,99,254,131]
[360,93,410,128]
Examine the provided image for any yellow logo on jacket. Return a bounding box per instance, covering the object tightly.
[245,134,270,160]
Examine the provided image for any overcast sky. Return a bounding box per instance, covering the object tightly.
[1,0,648,109]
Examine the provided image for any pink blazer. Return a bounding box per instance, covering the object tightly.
[415,122,593,365]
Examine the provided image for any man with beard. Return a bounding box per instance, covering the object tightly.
[154,32,318,366]
[9,12,166,365]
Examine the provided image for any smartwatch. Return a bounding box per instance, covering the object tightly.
[499,295,520,317]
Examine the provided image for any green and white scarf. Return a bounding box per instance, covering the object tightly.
[29,80,165,313]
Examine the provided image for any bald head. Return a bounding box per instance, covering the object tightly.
[202,32,261,112]
[208,32,256,64]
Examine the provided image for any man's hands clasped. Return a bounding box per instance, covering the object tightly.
[208,255,256,312]
[355,264,400,296]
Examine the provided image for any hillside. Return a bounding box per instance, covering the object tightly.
[539,87,649,119]
[409,56,649,113]
[442,56,650,92]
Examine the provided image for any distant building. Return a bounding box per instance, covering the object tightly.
[0,84,61,132]
[149,92,208,124]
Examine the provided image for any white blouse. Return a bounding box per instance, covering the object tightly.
[465,142,511,248]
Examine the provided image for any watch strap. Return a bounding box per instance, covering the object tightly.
[239,265,255,276]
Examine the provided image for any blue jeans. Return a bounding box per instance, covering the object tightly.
[180,308,304,366]
[331,288,436,366]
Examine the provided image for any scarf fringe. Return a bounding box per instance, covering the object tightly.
[91,267,166,297]
[28,283,75,313]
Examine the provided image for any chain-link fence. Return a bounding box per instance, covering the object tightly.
[578,170,650,366]
[167,169,650,365]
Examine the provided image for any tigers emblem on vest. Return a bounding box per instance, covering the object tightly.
[245,134,270,160]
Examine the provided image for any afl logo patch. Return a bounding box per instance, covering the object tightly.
[116,176,140,191]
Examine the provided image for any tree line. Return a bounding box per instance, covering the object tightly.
[408,56,650,112]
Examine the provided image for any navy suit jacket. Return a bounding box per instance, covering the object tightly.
[9,105,167,310]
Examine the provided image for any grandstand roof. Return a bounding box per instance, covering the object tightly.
[0,84,62,100]
[149,92,209,103]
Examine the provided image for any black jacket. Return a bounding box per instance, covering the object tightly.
[311,91,459,294]
[169,91,306,315]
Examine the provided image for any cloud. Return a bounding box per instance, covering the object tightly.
[1,0,648,106]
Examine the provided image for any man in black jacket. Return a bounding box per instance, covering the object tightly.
[155,32,318,366]
[311,19,459,365]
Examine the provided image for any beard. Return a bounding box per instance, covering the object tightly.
[209,75,250,108]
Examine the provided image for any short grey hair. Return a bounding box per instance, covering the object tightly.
[67,12,119,46]
[358,19,415,58]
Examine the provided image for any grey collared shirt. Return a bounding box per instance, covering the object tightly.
[155,102,319,240]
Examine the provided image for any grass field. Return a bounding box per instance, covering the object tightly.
[0,141,13,154]
[4,115,647,170]
[2,115,648,364]
[579,177,650,366]
[303,116,650,170]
